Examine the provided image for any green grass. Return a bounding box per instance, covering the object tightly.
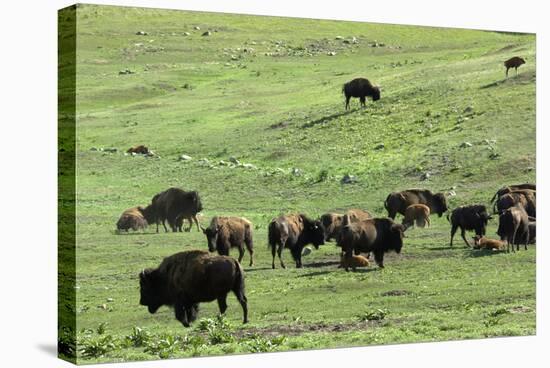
[63,4,535,364]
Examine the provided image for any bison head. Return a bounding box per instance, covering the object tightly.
[139,205,157,224]
[202,225,219,253]
[320,213,342,241]
[372,86,381,101]
[434,193,448,217]
[389,223,405,253]
[302,215,325,249]
[139,268,164,314]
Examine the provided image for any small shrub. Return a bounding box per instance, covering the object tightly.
[358,308,388,322]
[80,335,117,358]
[244,334,286,353]
[182,335,206,357]
[316,169,329,183]
[58,327,76,358]
[144,333,180,359]
[96,322,108,335]
[123,327,152,348]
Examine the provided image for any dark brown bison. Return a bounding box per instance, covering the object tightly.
[342,78,380,110]
[402,204,431,230]
[504,56,525,77]
[202,216,254,267]
[337,215,405,269]
[139,250,248,327]
[268,214,325,269]
[528,218,536,244]
[448,204,492,247]
[496,206,530,252]
[495,190,536,218]
[116,206,148,232]
[490,183,535,208]
[127,145,150,154]
[151,188,203,233]
[384,189,448,219]
[320,208,372,242]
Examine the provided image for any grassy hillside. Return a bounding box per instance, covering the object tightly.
[64,4,535,364]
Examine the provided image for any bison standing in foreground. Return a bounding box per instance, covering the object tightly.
[268,214,325,269]
[497,206,530,253]
[504,56,525,77]
[342,78,380,110]
[448,204,492,247]
[384,189,448,220]
[337,215,405,270]
[202,216,254,267]
[139,250,248,327]
[151,188,203,233]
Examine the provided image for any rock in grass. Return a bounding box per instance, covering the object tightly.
[327,51,337,56]
[135,31,148,35]
[229,156,240,164]
[119,69,134,75]
[341,174,357,184]
[179,154,192,161]
[460,142,473,148]
[302,246,313,256]
[374,143,385,150]
[201,31,211,37]
[103,147,118,153]
[183,32,191,36]
[194,26,201,30]
[420,172,430,181]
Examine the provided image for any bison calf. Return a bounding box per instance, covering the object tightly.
[203,216,254,267]
[402,204,430,230]
[339,254,370,271]
[139,250,248,327]
[472,235,505,251]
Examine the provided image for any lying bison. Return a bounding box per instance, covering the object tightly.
[202,216,254,267]
[497,206,530,252]
[490,183,536,205]
[342,78,380,110]
[495,190,536,218]
[337,215,405,269]
[151,188,203,233]
[268,214,325,269]
[320,208,372,242]
[384,189,448,220]
[504,56,525,77]
[448,204,492,247]
[139,250,248,327]
[116,206,148,232]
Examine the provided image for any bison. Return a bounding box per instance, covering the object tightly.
[339,253,370,271]
[151,188,203,233]
[202,216,254,267]
[402,204,431,230]
[496,206,530,252]
[472,235,505,251]
[490,183,536,205]
[139,250,248,327]
[504,56,525,77]
[268,214,325,269]
[495,190,536,218]
[384,189,448,220]
[320,208,372,242]
[448,204,492,247]
[116,206,149,232]
[127,145,150,154]
[337,215,405,269]
[342,78,380,110]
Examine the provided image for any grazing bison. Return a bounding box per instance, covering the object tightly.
[448,204,492,247]
[402,204,431,230]
[202,216,254,267]
[151,188,203,233]
[495,190,536,218]
[320,208,372,242]
[339,253,370,271]
[139,250,248,327]
[490,183,536,205]
[127,145,150,154]
[472,235,505,251]
[504,56,525,77]
[384,189,448,219]
[116,206,148,232]
[342,78,380,110]
[497,206,530,252]
[268,214,325,269]
[337,215,405,269]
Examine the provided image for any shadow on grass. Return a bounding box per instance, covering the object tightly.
[301,109,356,128]
[303,260,340,268]
[480,70,535,89]
[243,267,273,273]
[464,249,506,258]
[298,270,333,277]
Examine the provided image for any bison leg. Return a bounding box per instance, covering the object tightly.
[161,220,169,233]
[237,246,245,264]
[345,95,351,110]
[277,241,286,269]
[192,215,201,232]
[246,241,254,267]
[175,301,190,327]
[373,250,385,269]
[233,290,248,324]
[460,228,470,247]
[450,224,458,247]
[360,96,366,108]
[506,67,509,78]
[217,296,228,315]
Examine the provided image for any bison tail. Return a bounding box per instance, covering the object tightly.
[267,221,277,249]
[233,259,246,292]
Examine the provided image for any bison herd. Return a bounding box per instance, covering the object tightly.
[119,181,535,327]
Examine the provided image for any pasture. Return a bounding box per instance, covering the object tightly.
[61,4,536,364]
